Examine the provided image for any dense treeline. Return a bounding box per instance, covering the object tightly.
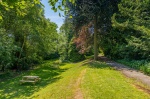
[53,0,120,61]
[104,0,150,60]
[0,1,58,71]
[55,0,150,60]
[0,0,150,74]
[49,0,150,73]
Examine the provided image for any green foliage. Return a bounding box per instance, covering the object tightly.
[58,19,74,61]
[44,52,60,60]
[0,1,59,71]
[65,0,120,60]
[49,0,120,60]
[101,29,150,60]
[0,0,40,19]
[112,0,150,35]
[101,0,150,60]
[68,41,85,62]
[125,36,150,60]
[57,32,68,61]
[0,28,15,71]
[117,59,150,75]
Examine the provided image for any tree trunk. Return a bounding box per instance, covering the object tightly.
[14,32,26,71]
[94,13,98,60]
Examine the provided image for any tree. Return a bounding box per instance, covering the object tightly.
[49,0,120,60]
[0,0,40,20]
[0,29,15,71]
[58,16,77,61]
[74,23,93,54]
[112,0,150,34]
[66,0,120,60]
[0,0,59,71]
[111,0,150,60]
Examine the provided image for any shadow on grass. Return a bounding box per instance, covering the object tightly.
[82,60,113,70]
[0,61,68,99]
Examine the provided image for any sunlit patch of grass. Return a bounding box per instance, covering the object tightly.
[30,62,86,99]
[0,60,69,99]
[0,60,149,99]
[81,61,150,99]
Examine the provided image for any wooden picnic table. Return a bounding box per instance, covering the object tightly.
[20,76,41,84]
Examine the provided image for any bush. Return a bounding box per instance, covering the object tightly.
[116,59,150,75]
[69,42,85,62]
[0,28,15,71]
[44,52,60,60]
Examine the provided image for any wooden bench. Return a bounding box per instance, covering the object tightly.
[20,76,41,84]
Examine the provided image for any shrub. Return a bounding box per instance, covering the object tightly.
[116,59,150,75]
[68,42,85,62]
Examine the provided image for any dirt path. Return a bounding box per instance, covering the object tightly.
[74,69,86,99]
[98,56,150,88]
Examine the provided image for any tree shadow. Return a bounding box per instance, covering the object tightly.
[82,59,114,70]
[0,61,68,99]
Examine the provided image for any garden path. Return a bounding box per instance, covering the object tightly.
[98,55,150,94]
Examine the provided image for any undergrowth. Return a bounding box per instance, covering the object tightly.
[116,59,150,75]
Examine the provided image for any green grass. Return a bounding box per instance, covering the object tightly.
[0,59,149,99]
[81,61,150,99]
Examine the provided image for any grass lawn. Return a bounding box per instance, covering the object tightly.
[0,59,149,99]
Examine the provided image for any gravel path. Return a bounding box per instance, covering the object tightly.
[98,56,150,88]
